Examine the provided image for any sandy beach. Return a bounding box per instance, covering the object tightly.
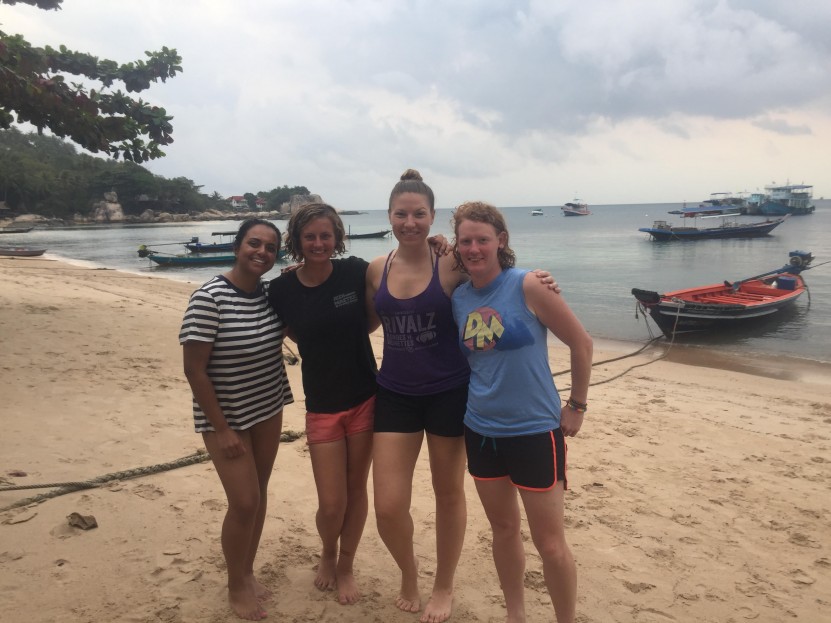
[1,256,829,623]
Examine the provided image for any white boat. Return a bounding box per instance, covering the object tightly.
[562,200,590,216]
[531,208,544,216]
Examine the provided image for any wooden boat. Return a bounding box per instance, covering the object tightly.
[184,231,236,253]
[562,200,590,216]
[146,251,237,267]
[345,229,391,239]
[638,214,787,241]
[0,246,46,257]
[632,250,814,338]
[0,225,34,234]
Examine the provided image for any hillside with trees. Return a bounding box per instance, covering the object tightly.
[0,127,310,219]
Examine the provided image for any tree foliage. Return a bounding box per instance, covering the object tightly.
[0,126,210,216]
[0,0,182,163]
[1,127,310,219]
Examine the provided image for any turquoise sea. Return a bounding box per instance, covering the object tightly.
[11,200,831,364]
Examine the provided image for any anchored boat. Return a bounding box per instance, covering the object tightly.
[632,251,815,338]
[638,214,788,241]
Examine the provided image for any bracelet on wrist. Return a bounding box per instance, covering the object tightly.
[565,397,587,412]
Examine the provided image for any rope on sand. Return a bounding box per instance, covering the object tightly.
[0,452,210,512]
[0,430,305,513]
[554,336,668,393]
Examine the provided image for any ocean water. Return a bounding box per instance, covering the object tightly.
[12,200,831,364]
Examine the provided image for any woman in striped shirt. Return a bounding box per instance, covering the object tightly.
[180,219,293,621]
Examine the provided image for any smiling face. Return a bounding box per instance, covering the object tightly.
[299,216,336,264]
[456,219,507,287]
[389,192,435,245]
[234,224,279,277]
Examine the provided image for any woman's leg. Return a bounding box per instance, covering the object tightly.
[203,413,282,621]
[519,483,576,623]
[421,433,467,623]
[244,413,284,601]
[373,431,424,612]
[309,438,349,592]
[335,429,373,604]
[475,478,526,623]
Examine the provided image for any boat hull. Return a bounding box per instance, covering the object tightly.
[639,217,786,241]
[345,230,391,239]
[184,242,235,253]
[148,253,237,266]
[0,246,46,257]
[632,265,808,338]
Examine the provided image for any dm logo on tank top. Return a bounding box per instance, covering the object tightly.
[463,307,504,351]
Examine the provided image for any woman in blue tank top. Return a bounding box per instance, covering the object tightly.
[450,201,593,623]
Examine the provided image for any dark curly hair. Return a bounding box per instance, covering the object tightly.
[233,218,281,252]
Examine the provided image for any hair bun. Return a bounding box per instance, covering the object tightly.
[400,168,423,182]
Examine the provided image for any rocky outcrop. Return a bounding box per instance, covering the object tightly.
[91,192,125,223]
[286,193,323,214]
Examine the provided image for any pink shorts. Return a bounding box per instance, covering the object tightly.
[305,395,375,444]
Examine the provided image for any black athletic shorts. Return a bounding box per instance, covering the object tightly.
[465,425,567,491]
[373,384,467,437]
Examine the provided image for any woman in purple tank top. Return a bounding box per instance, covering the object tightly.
[366,169,470,622]
[366,169,558,622]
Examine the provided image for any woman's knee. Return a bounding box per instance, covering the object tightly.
[226,488,262,518]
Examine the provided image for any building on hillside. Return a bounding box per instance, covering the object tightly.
[228,196,247,209]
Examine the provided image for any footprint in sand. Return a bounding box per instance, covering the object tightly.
[201,499,224,511]
[133,483,165,500]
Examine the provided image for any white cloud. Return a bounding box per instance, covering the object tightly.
[1,0,829,206]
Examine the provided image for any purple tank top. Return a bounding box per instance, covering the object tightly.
[374,251,470,395]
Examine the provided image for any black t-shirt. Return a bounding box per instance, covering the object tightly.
[268,257,377,412]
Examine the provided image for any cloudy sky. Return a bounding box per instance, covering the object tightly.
[3,0,830,209]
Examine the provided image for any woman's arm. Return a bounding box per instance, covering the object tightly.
[523,274,593,436]
[364,258,384,333]
[183,340,246,457]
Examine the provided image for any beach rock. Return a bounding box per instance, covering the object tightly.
[287,194,323,214]
[91,194,125,223]
[139,209,155,222]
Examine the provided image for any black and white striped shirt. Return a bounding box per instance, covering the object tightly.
[179,275,293,432]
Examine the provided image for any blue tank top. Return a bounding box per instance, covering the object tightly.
[374,250,470,395]
[451,268,561,436]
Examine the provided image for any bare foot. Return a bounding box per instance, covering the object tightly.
[315,553,337,591]
[336,567,361,605]
[229,585,267,620]
[249,576,272,602]
[421,587,453,623]
[395,564,421,613]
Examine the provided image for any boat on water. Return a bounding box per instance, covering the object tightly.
[145,252,238,267]
[0,246,46,257]
[632,250,815,338]
[345,229,391,239]
[638,214,788,241]
[184,231,236,253]
[144,247,287,266]
[531,209,544,216]
[562,200,590,216]
[0,225,35,234]
[759,184,815,216]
